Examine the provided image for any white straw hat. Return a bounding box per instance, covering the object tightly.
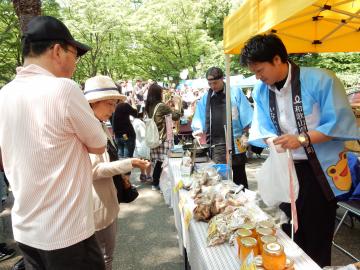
[84,75,126,103]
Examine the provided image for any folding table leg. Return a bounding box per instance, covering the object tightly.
[332,209,359,261]
[333,209,349,238]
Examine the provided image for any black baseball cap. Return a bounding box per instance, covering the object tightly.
[22,16,91,57]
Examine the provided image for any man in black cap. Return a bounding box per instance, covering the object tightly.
[191,67,253,188]
[0,16,107,269]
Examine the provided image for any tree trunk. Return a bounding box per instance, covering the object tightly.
[12,0,41,34]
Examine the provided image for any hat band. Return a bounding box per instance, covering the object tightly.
[84,87,119,95]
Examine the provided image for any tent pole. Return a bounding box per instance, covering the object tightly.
[225,54,233,181]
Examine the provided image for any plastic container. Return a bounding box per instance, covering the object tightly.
[211,164,229,179]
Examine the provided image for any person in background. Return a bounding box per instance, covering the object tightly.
[240,34,359,267]
[0,16,107,269]
[0,158,16,263]
[191,67,253,188]
[112,100,138,159]
[134,79,144,111]
[145,84,181,190]
[84,75,149,270]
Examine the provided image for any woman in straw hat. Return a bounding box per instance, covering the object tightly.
[84,75,150,270]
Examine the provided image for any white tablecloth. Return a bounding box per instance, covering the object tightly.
[165,157,322,270]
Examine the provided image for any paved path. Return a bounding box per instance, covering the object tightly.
[113,170,183,270]
[1,157,359,270]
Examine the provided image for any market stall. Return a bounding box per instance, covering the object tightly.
[164,157,322,270]
[222,0,360,172]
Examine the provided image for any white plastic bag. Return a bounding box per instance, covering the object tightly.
[256,140,299,207]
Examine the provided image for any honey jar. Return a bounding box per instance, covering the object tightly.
[262,242,286,270]
[259,235,277,254]
[285,257,295,270]
[258,220,276,234]
[256,227,274,253]
[240,221,257,238]
[235,228,252,257]
[239,237,258,262]
[254,255,263,267]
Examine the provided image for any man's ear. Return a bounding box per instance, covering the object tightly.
[272,55,282,65]
[50,43,64,63]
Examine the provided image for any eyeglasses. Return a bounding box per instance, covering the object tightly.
[65,47,80,63]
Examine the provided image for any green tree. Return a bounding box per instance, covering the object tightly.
[60,0,134,82]
[0,0,21,85]
[12,0,41,33]
[127,0,214,82]
[0,0,61,86]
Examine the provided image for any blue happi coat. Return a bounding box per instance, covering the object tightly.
[249,67,360,197]
[191,84,253,155]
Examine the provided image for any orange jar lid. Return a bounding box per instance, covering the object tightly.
[240,237,257,247]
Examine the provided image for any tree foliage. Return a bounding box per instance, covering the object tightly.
[0,0,358,88]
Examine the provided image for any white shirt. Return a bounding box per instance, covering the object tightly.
[0,65,106,250]
[269,63,320,160]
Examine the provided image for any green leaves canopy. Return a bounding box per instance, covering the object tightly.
[0,0,358,88]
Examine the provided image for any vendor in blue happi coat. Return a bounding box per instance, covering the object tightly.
[191,67,253,188]
[240,34,360,267]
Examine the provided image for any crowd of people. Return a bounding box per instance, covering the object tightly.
[0,14,359,270]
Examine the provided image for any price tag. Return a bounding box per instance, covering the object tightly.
[173,179,183,193]
[240,251,257,270]
[184,207,193,229]
[178,197,185,213]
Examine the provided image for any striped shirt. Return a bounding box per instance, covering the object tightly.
[0,64,106,250]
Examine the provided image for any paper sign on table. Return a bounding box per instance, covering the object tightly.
[240,251,257,270]
[173,180,183,193]
[184,207,193,230]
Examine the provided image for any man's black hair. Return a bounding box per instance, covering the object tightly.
[240,34,288,66]
[206,67,224,80]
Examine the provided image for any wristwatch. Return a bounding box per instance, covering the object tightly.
[298,132,310,147]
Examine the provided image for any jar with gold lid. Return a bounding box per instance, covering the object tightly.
[239,237,259,262]
[258,220,275,230]
[259,235,277,254]
[256,227,276,254]
[258,220,276,236]
[262,242,286,270]
[235,228,252,257]
[240,221,256,238]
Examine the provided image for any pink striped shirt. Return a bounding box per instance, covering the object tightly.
[0,64,106,250]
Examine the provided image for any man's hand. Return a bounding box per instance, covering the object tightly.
[273,134,302,151]
[192,131,206,144]
[240,134,248,147]
[131,158,150,171]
